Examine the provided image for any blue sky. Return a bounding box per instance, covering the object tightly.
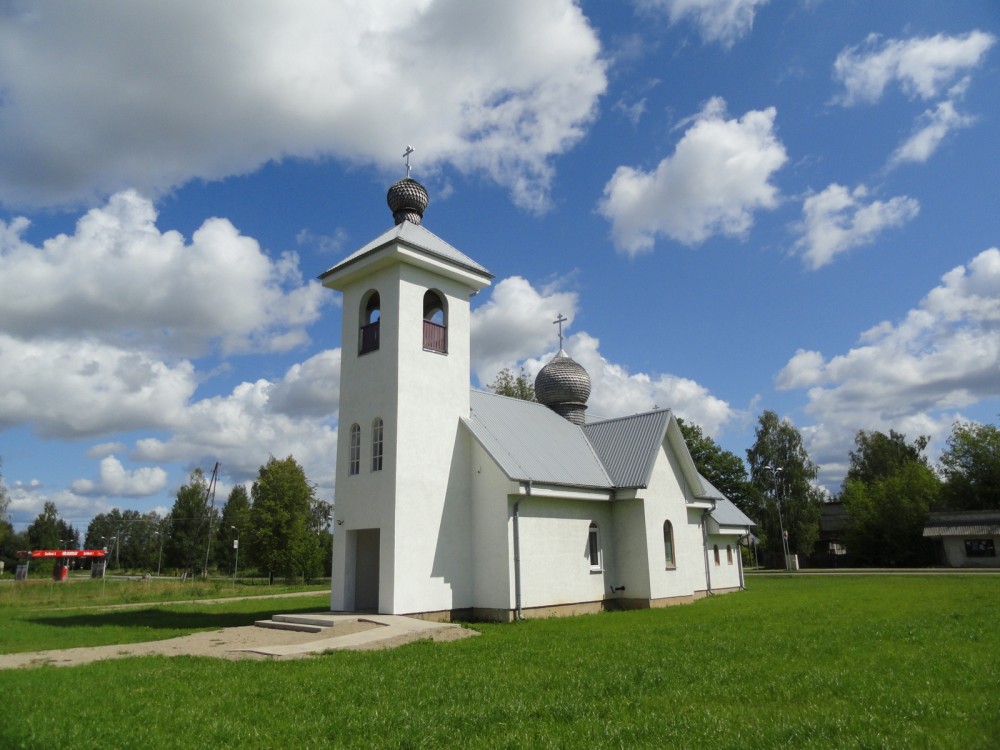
[1,0,998,534]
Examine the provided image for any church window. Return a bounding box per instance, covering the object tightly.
[348,424,361,476]
[727,545,734,565]
[371,417,384,472]
[359,291,381,355]
[713,544,720,566]
[588,522,602,571]
[422,290,447,354]
[663,521,675,568]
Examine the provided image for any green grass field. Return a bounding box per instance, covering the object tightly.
[1,575,997,749]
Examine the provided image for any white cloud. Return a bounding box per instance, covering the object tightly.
[833,31,996,106]
[472,277,735,435]
[637,0,769,47]
[71,456,168,497]
[0,191,327,358]
[0,334,197,439]
[888,100,976,167]
[471,276,579,387]
[777,248,1000,482]
[794,183,919,269]
[0,0,606,212]
[599,97,787,255]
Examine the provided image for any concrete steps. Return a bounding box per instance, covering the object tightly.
[254,613,339,633]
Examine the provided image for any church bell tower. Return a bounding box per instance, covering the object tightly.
[320,167,492,615]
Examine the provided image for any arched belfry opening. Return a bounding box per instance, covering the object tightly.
[422,289,447,353]
[360,290,381,355]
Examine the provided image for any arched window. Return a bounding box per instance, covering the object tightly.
[587,522,602,571]
[359,291,380,355]
[371,417,384,472]
[663,521,675,568]
[713,544,720,566]
[727,545,734,565]
[348,424,361,476]
[422,290,447,353]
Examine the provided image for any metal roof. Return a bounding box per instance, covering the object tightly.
[319,220,492,281]
[710,497,755,528]
[582,409,671,488]
[923,510,1000,536]
[465,390,613,488]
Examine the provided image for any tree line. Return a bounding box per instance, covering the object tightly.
[0,455,333,582]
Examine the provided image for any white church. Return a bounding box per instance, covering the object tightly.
[321,174,754,621]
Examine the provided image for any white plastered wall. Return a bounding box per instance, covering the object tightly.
[469,438,515,611]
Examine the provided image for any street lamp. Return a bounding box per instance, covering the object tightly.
[231,526,240,585]
[765,464,789,570]
[154,531,163,577]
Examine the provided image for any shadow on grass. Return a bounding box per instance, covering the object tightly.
[27,603,323,631]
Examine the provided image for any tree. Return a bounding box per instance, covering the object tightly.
[27,501,76,550]
[216,484,251,573]
[939,419,1000,510]
[847,429,930,485]
[0,458,11,560]
[164,470,217,575]
[746,411,823,567]
[677,418,756,512]
[488,367,535,401]
[249,455,320,582]
[841,462,940,566]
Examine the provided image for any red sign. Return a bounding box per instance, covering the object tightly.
[17,550,107,559]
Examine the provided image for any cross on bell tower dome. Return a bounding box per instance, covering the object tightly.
[534,314,591,426]
[386,145,429,225]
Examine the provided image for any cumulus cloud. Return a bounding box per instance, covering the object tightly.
[599,97,787,255]
[0,191,327,357]
[71,456,168,497]
[637,0,769,47]
[471,277,735,435]
[777,247,1000,481]
[833,30,996,106]
[793,183,919,269]
[0,0,606,212]
[887,100,976,168]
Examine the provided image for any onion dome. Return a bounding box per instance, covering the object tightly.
[387,177,429,225]
[535,348,592,426]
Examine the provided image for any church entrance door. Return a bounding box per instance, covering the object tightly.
[353,528,380,612]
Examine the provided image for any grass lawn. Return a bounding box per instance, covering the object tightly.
[0,578,330,653]
[1,575,997,749]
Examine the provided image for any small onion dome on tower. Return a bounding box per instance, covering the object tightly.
[535,348,592,426]
[386,177,429,226]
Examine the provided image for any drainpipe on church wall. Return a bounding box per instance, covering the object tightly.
[513,482,528,622]
[701,501,716,597]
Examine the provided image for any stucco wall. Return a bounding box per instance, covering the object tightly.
[469,439,515,610]
[941,536,1000,568]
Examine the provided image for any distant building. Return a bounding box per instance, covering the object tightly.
[812,500,850,567]
[923,510,1000,568]
[320,175,754,621]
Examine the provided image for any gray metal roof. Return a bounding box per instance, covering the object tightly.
[923,510,1000,536]
[710,497,755,528]
[465,390,613,488]
[319,220,492,281]
[582,409,671,488]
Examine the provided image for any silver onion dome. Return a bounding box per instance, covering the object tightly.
[535,348,591,426]
[386,177,429,225]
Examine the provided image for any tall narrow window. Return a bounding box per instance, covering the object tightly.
[713,544,720,566]
[663,520,675,568]
[727,545,734,565]
[588,522,602,571]
[359,291,380,355]
[348,424,361,476]
[371,417,383,472]
[422,290,447,353]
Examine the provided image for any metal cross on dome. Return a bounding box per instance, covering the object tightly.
[553,313,568,348]
[403,145,414,178]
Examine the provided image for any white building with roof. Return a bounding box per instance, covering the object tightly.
[320,175,754,621]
